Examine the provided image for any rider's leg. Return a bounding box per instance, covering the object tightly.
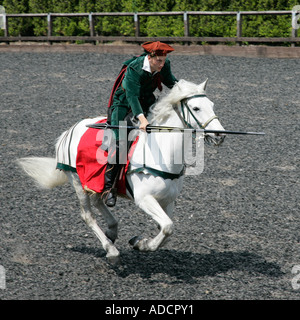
[102,106,128,207]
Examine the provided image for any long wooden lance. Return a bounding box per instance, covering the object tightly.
[86,122,265,136]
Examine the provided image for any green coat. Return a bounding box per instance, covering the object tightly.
[110,54,177,123]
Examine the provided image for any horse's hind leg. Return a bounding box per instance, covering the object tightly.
[66,172,120,264]
[90,193,118,243]
[131,195,173,252]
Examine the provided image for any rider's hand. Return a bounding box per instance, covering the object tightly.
[138,114,149,132]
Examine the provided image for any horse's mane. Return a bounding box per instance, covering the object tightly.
[149,79,206,123]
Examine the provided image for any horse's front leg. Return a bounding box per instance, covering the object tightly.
[131,195,174,252]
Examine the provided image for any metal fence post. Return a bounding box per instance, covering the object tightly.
[0,6,9,43]
[4,15,8,45]
[47,13,52,45]
[134,12,140,37]
[291,9,299,47]
[89,13,94,36]
[236,11,242,46]
[0,8,5,29]
[184,11,189,37]
[89,12,95,45]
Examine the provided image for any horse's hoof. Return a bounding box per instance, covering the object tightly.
[129,235,143,250]
[105,231,116,244]
[107,254,121,265]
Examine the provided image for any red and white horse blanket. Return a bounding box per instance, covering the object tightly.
[56,117,137,194]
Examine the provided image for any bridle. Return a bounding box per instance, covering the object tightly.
[173,94,218,129]
[177,94,218,130]
[174,94,225,146]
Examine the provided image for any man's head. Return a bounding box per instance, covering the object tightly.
[142,41,175,73]
[148,55,166,73]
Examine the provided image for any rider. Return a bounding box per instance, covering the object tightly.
[102,41,178,207]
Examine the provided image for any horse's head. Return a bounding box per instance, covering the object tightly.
[178,79,225,146]
[149,79,225,146]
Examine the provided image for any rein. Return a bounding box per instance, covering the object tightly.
[177,94,219,130]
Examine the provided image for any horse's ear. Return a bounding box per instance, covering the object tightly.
[198,78,208,92]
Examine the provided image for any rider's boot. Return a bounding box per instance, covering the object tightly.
[102,163,121,207]
[102,140,127,207]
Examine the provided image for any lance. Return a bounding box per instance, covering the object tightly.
[86,122,265,136]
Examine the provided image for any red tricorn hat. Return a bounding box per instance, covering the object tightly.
[142,41,175,56]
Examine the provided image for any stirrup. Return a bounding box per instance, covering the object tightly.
[102,188,117,207]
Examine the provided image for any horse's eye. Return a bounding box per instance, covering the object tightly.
[193,107,200,112]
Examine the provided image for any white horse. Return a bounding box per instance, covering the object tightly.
[17,79,225,264]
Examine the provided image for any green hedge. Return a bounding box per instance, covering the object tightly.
[0,0,298,39]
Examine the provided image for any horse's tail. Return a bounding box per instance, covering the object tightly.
[17,157,68,189]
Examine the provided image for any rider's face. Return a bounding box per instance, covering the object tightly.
[148,55,166,73]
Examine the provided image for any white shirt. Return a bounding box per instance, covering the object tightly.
[142,55,158,75]
[142,55,151,73]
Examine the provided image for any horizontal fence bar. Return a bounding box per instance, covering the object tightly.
[5,12,137,17]
[186,10,296,15]
[1,36,299,43]
[135,11,184,16]
[186,11,237,15]
[6,10,297,17]
[236,10,294,15]
[1,10,299,46]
